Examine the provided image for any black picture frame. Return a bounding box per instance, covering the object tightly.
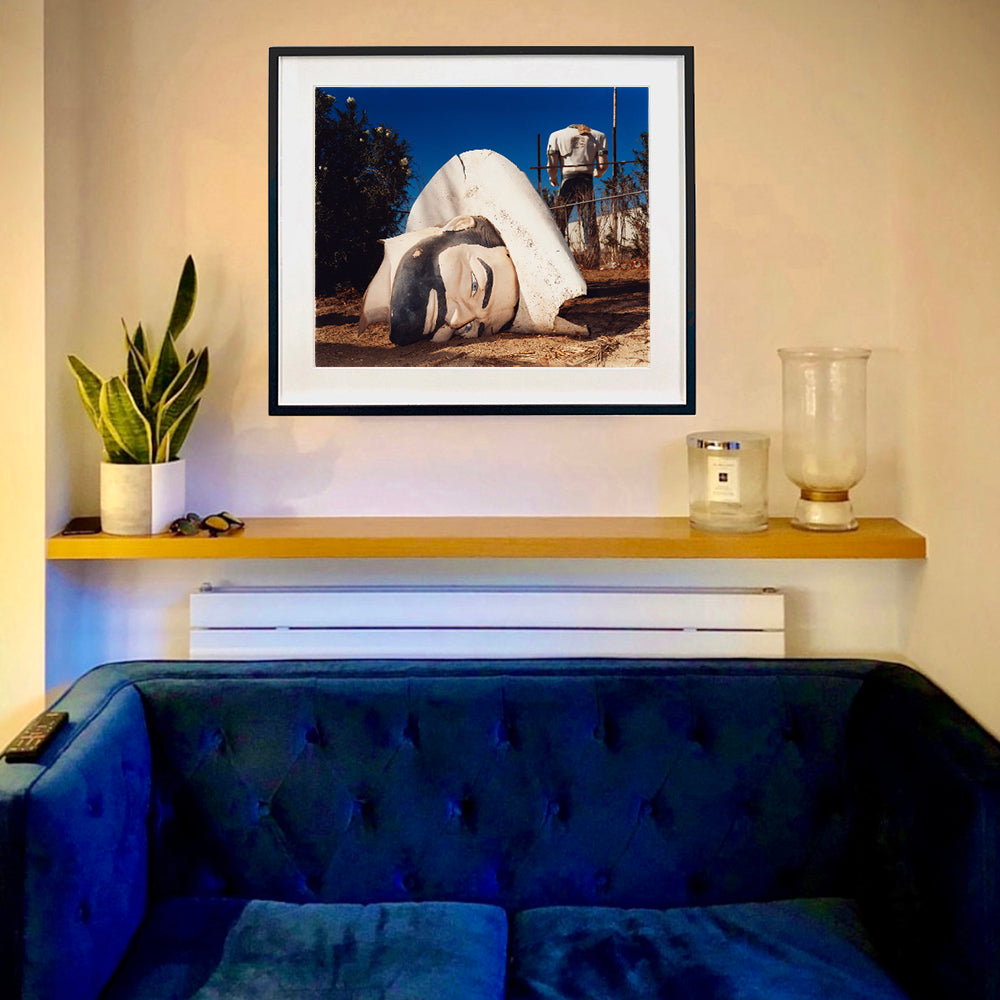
[269,46,695,415]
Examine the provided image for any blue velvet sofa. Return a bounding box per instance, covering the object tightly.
[2,657,998,1000]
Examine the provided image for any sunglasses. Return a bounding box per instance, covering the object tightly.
[169,511,245,538]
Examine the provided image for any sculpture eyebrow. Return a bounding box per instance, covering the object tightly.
[477,257,494,308]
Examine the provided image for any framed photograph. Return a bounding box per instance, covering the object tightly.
[269,46,695,415]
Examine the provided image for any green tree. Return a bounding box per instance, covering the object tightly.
[628,130,650,259]
[633,130,649,195]
[315,91,414,294]
[599,131,649,262]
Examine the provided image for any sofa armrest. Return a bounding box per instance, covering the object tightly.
[0,671,151,1000]
[849,663,1000,1000]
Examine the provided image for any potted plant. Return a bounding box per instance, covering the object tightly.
[68,256,209,535]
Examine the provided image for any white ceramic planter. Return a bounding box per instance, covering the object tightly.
[100,459,186,535]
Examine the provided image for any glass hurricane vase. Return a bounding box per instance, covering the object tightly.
[778,347,871,532]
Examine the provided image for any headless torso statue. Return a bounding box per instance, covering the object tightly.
[547,124,609,267]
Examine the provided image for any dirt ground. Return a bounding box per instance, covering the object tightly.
[314,265,650,368]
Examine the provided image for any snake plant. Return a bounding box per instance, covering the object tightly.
[68,256,209,464]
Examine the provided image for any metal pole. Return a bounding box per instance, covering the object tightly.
[612,88,619,257]
[612,87,619,182]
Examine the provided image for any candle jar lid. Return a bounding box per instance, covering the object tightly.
[687,431,769,451]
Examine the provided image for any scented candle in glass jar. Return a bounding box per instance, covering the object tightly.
[686,432,769,532]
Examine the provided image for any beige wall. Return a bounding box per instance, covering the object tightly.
[0,0,47,740]
[42,0,908,524]
[3,1,998,738]
[893,1,1000,728]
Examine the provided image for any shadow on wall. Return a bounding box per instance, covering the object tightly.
[46,561,121,693]
[177,266,343,517]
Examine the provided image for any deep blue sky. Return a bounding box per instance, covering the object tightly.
[320,86,648,212]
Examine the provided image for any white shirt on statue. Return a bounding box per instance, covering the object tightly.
[546,125,609,185]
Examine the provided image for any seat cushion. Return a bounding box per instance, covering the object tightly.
[510,898,912,1000]
[101,898,507,1000]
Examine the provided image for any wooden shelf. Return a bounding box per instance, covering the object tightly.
[46,516,926,561]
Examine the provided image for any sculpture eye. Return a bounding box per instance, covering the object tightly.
[471,274,479,295]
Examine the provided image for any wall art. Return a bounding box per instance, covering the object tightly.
[269,46,695,414]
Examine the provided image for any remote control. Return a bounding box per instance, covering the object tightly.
[2,711,69,763]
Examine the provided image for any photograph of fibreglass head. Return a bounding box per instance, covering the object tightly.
[313,86,651,369]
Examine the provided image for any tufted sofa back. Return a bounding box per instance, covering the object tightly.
[136,659,869,911]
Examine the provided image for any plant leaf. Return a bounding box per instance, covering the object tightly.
[67,356,103,432]
[125,347,148,411]
[134,322,149,363]
[99,376,152,463]
[156,347,208,448]
[99,425,133,464]
[166,256,197,339]
[123,320,150,366]
[166,399,199,461]
[155,398,199,463]
[126,329,150,378]
[154,429,173,464]
[144,329,181,409]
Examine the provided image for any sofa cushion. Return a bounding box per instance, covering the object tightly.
[509,898,911,999]
[101,898,507,1000]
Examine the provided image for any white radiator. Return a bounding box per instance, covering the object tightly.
[189,585,785,659]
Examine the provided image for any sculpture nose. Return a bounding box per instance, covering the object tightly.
[446,302,476,330]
